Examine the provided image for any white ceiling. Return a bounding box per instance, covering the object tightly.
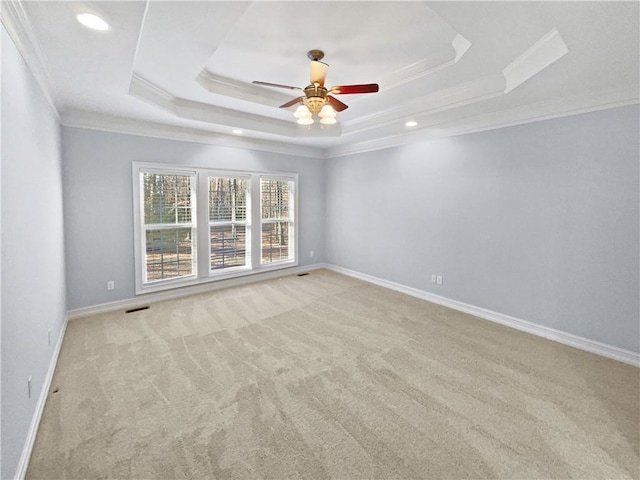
[3,1,639,158]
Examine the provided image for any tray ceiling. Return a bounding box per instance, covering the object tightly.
[3,1,638,158]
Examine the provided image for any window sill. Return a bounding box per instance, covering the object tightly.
[135,260,298,296]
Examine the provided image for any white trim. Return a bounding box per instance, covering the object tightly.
[196,69,294,107]
[133,166,198,292]
[325,95,639,158]
[61,111,323,159]
[132,163,299,295]
[325,264,640,367]
[259,175,298,267]
[129,74,342,139]
[69,263,640,367]
[503,28,568,93]
[59,97,637,162]
[68,262,639,366]
[380,43,456,91]
[0,0,60,120]
[341,74,505,135]
[207,172,253,276]
[68,263,325,319]
[14,313,70,480]
[3,0,635,162]
[14,263,638,478]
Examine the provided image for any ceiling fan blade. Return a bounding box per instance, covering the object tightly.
[279,96,304,108]
[253,81,302,90]
[326,95,349,112]
[330,83,379,95]
[310,61,329,86]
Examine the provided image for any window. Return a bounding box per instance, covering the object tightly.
[208,176,250,271]
[142,171,196,283]
[261,178,295,265]
[133,163,297,294]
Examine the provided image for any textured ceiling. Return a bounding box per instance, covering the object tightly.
[3,1,638,157]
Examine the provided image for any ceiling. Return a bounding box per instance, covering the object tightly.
[3,1,639,158]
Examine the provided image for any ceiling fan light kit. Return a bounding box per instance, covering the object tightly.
[294,105,313,125]
[253,50,379,126]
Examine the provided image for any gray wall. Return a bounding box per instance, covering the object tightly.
[62,127,326,310]
[326,106,640,353]
[1,26,67,479]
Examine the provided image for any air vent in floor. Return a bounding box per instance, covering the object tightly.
[125,306,150,314]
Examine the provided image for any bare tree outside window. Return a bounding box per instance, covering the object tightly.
[143,173,195,282]
[261,179,293,264]
[134,164,296,294]
[209,177,248,270]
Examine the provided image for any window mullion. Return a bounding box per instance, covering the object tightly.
[196,171,209,279]
[133,163,296,295]
[251,173,261,270]
[144,223,194,230]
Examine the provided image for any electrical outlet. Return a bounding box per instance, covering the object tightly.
[107,281,115,290]
[436,275,443,285]
[431,274,437,283]
[309,250,314,258]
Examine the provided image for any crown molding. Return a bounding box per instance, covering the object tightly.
[503,28,568,93]
[194,34,471,135]
[342,74,505,135]
[342,28,568,138]
[380,34,471,91]
[129,73,342,138]
[1,0,60,119]
[324,91,639,158]
[196,70,293,107]
[128,27,569,149]
[60,91,637,161]
[61,110,324,159]
[197,36,470,107]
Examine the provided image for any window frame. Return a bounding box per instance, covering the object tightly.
[134,166,198,290]
[260,175,296,266]
[206,173,252,276]
[133,162,298,295]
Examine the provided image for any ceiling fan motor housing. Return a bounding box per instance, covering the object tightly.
[303,84,328,114]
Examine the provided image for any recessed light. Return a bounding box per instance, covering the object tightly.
[76,13,110,31]
[232,129,243,135]
[405,121,418,127]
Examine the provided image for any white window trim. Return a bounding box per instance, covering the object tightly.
[133,162,298,295]
[205,172,252,276]
[260,175,297,267]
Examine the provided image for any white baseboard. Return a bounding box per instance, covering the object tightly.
[326,264,640,367]
[14,262,636,479]
[66,261,639,367]
[68,263,326,319]
[14,312,70,480]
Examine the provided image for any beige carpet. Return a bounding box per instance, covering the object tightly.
[27,269,639,479]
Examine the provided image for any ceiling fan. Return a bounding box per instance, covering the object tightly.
[253,50,379,125]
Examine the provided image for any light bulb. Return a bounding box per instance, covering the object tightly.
[297,117,314,125]
[319,105,336,118]
[294,105,312,119]
[320,117,336,125]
